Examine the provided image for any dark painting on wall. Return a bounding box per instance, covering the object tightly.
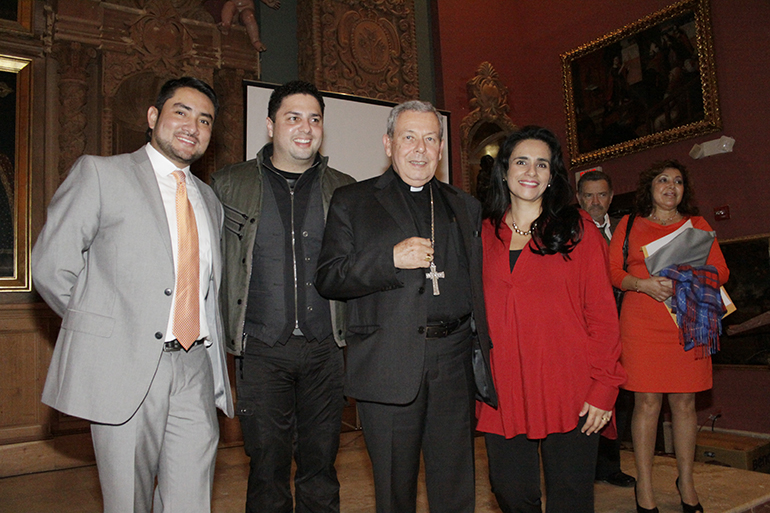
[561,0,721,167]
[0,70,16,277]
[716,236,770,366]
[0,1,17,22]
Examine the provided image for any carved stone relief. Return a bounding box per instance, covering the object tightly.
[460,62,517,195]
[298,0,419,102]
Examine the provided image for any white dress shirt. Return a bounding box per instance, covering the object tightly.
[145,144,212,342]
[594,212,613,242]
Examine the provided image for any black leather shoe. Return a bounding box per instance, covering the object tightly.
[598,471,636,487]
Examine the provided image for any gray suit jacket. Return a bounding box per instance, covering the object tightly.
[32,147,234,424]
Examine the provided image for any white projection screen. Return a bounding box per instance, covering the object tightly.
[244,81,451,183]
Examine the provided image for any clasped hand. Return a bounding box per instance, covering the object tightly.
[394,237,433,269]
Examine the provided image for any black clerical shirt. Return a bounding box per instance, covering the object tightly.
[395,173,473,323]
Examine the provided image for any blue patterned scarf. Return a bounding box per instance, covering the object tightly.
[660,264,724,359]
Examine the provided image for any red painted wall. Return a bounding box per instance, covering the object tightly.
[434,0,770,241]
[433,0,770,433]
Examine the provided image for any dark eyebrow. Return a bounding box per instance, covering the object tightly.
[171,101,214,121]
[286,110,323,118]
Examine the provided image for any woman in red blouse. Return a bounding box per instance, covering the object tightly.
[477,126,626,513]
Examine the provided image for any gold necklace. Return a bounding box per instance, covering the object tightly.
[650,210,680,225]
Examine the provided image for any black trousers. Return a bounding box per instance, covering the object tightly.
[484,416,600,513]
[356,326,476,513]
[595,388,634,479]
[237,335,345,513]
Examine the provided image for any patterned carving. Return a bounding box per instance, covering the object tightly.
[104,0,215,22]
[460,62,517,192]
[102,1,203,98]
[298,0,418,102]
[55,42,96,181]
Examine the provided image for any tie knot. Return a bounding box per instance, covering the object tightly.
[173,170,186,184]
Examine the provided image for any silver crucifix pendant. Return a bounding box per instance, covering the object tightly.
[425,262,445,296]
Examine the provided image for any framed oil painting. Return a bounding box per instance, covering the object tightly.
[561,0,721,167]
[0,55,32,291]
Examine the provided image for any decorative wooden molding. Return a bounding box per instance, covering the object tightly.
[54,42,95,181]
[460,62,516,193]
[298,0,419,102]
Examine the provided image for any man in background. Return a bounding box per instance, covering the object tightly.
[577,170,636,488]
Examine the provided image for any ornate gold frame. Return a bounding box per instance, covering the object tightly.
[561,0,720,167]
[0,55,32,291]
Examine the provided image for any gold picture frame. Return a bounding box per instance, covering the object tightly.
[561,0,721,167]
[0,55,32,291]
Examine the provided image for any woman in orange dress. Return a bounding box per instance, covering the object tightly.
[609,160,729,513]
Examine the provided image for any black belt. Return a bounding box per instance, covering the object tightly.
[163,339,205,352]
[425,313,472,339]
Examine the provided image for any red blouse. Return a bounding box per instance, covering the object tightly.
[476,211,626,439]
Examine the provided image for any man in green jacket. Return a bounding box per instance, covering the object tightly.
[212,81,354,513]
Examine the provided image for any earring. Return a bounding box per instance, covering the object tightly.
[547,183,551,187]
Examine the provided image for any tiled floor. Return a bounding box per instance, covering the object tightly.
[1,431,769,512]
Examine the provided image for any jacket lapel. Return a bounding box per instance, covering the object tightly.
[374,168,419,238]
[130,148,174,260]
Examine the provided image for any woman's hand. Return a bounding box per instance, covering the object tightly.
[579,402,612,436]
[638,276,673,302]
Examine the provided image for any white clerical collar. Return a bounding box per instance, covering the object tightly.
[410,186,424,192]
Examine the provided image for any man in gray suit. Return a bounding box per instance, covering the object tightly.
[32,77,233,513]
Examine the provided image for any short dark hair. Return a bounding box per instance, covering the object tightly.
[267,81,325,121]
[146,77,218,142]
[635,159,699,217]
[577,170,613,193]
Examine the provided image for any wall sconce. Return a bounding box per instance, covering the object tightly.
[689,136,735,159]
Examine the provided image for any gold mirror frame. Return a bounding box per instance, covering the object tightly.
[0,55,32,291]
[561,0,721,167]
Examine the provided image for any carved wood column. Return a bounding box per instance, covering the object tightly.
[297,0,419,102]
[54,42,96,182]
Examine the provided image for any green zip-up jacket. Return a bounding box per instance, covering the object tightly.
[211,144,355,355]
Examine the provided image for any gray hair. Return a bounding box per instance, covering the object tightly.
[386,100,444,140]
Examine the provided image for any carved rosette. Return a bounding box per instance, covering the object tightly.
[55,42,96,182]
[299,0,418,102]
[460,62,517,192]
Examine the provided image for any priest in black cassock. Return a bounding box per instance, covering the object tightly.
[315,100,496,513]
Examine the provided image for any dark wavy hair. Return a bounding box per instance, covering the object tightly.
[634,159,699,217]
[267,80,325,121]
[483,125,582,257]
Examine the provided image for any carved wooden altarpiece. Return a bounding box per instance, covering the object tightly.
[297,0,419,102]
[51,0,260,185]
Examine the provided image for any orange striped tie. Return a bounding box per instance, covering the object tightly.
[172,170,200,350]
